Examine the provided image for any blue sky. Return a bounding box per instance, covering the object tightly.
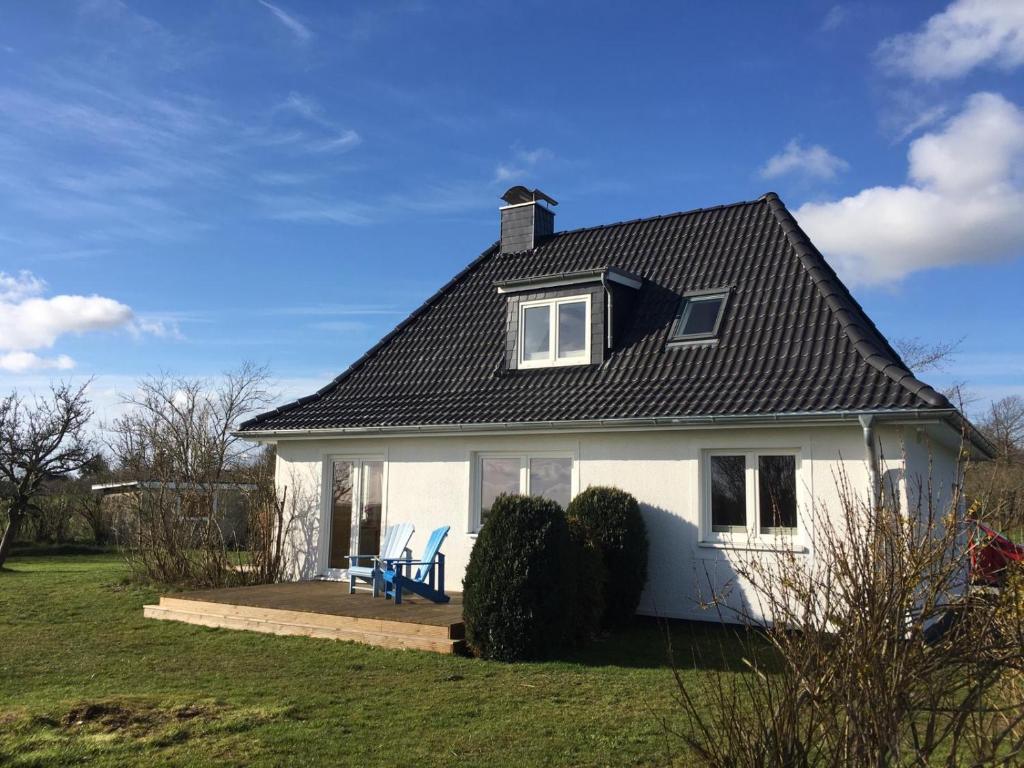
[1,0,1022,422]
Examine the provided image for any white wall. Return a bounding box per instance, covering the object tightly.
[271,422,960,622]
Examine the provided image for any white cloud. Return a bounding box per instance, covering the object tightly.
[131,317,184,340]
[494,164,520,183]
[277,92,325,123]
[0,270,169,372]
[796,92,1024,285]
[493,146,554,184]
[0,293,133,351]
[272,92,361,153]
[886,99,950,142]
[312,129,362,153]
[0,352,75,373]
[0,270,45,302]
[260,194,375,225]
[877,0,1024,80]
[258,0,312,42]
[760,140,849,180]
[821,5,848,32]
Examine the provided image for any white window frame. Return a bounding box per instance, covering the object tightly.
[518,294,591,369]
[700,448,803,547]
[468,450,577,533]
[319,452,389,580]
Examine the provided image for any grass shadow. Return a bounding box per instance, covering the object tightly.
[559,616,783,673]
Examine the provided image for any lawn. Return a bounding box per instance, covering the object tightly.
[0,555,756,767]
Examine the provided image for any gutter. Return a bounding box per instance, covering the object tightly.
[234,407,963,441]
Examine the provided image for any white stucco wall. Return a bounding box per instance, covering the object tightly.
[270,421,961,622]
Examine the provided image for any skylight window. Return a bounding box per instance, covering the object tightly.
[671,290,729,342]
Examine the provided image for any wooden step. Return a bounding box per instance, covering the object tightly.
[144,604,465,654]
[158,596,463,640]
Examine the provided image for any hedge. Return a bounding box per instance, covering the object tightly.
[566,486,648,627]
[462,494,577,660]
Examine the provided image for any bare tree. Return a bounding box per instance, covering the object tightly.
[107,363,282,587]
[979,396,1024,462]
[0,383,95,568]
[110,362,272,486]
[893,336,963,374]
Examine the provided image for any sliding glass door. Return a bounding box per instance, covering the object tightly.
[324,458,384,580]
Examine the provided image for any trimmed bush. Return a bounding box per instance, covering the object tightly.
[567,517,605,645]
[463,494,577,661]
[566,486,648,627]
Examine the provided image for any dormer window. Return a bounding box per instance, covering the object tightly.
[519,295,591,368]
[670,289,730,343]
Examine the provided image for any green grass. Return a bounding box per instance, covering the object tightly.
[0,555,755,767]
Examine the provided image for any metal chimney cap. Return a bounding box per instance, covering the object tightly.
[501,186,558,207]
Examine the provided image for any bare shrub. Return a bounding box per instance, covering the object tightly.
[672,452,1024,767]
[970,396,1024,536]
[26,493,78,543]
[235,447,299,586]
[77,487,114,546]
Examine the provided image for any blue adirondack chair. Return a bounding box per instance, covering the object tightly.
[348,522,414,597]
[378,525,451,605]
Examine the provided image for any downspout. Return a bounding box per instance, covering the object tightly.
[601,272,613,350]
[859,414,880,507]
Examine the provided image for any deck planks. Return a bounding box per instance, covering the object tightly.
[143,581,466,654]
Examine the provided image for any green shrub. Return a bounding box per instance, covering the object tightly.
[567,517,605,645]
[566,486,648,627]
[463,494,577,661]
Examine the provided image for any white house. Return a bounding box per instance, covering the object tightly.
[237,187,992,622]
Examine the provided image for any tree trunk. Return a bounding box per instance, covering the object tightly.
[0,506,23,569]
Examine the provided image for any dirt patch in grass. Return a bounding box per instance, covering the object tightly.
[61,700,218,736]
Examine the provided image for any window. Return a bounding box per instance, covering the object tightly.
[671,291,729,341]
[518,295,591,368]
[479,457,520,526]
[473,453,574,531]
[704,450,800,541]
[710,455,747,532]
[529,457,572,509]
[758,455,797,533]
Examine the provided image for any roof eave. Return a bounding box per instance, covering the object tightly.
[234,407,968,440]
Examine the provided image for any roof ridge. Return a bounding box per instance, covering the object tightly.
[239,241,502,430]
[543,196,765,241]
[762,192,950,409]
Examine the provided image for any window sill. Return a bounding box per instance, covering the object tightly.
[518,358,591,370]
[697,540,808,554]
[666,337,719,350]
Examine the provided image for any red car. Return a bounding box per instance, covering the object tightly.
[969,521,1024,587]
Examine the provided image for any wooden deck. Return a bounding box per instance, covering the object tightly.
[144,581,465,654]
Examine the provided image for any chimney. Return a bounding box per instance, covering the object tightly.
[500,186,557,253]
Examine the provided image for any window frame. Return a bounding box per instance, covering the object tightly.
[469,450,576,533]
[701,448,802,546]
[670,288,730,343]
[319,452,389,580]
[518,294,592,369]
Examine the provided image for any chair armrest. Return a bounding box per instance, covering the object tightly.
[378,559,436,567]
[347,554,381,565]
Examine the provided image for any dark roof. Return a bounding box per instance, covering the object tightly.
[240,192,955,433]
